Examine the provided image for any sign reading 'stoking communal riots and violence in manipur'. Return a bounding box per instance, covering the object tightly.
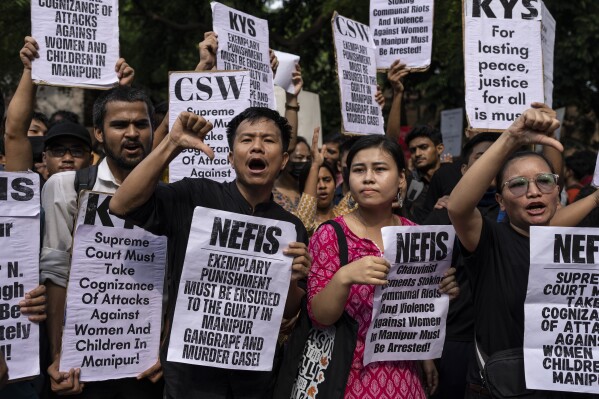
[31,0,119,89]
[212,2,275,109]
[463,0,546,131]
[524,227,599,394]
[364,225,454,364]
[168,70,250,183]
[369,0,434,70]
[60,191,166,382]
[0,172,41,381]
[332,12,384,136]
[167,207,294,371]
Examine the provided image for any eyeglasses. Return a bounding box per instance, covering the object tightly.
[502,173,559,197]
[47,146,88,158]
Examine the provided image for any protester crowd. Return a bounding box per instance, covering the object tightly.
[0,12,599,399]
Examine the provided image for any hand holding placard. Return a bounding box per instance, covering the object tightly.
[196,32,219,72]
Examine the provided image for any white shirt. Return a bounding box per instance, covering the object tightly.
[40,159,120,287]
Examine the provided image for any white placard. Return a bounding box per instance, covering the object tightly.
[167,207,294,371]
[541,3,555,107]
[332,12,384,135]
[31,0,119,89]
[364,225,454,364]
[593,152,599,188]
[60,191,166,381]
[370,0,434,70]
[0,172,40,380]
[273,51,300,94]
[441,108,464,157]
[464,0,542,20]
[524,227,599,394]
[212,2,275,109]
[464,16,544,130]
[167,70,250,183]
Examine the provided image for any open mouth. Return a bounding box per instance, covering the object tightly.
[526,202,546,215]
[123,142,141,153]
[317,192,329,200]
[248,158,267,172]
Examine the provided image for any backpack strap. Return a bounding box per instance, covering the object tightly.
[74,165,99,194]
[320,220,348,267]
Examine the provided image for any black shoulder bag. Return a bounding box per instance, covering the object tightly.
[274,220,358,399]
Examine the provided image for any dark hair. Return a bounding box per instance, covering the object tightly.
[565,150,596,181]
[50,110,78,126]
[295,136,309,150]
[93,86,154,132]
[340,136,359,158]
[323,132,343,145]
[345,135,406,183]
[32,112,50,130]
[496,151,555,191]
[406,125,443,146]
[298,161,337,193]
[226,107,291,153]
[461,132,500,162]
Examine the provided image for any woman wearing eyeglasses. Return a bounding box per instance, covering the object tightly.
[447,104,598,398]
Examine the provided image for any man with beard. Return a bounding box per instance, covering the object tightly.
[40,86,162,397]
[404,126,445,222]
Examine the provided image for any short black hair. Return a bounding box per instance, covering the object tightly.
[340,136,359,158]
[323,132,343,145]
[93,86,154,132]
[33,112,49,131]
[50,110,79,126]
[565,151,596,181]
[226,107,291,153]
[461,132,500,162]
[406,125,443,146]
[345,135,405,183]
[496,151,555,190]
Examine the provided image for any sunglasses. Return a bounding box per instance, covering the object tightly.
[47,146,89,158]
[502,173,559,197]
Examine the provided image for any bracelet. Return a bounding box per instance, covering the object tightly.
[285,103,300,111]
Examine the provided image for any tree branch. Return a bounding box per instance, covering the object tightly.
[270,12,331,50]
[132,0,208,31]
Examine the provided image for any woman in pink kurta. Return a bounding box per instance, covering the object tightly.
[306,135,430,399]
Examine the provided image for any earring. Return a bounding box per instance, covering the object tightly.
[397,189,404,208]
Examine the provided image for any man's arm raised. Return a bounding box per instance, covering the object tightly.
[110,112,213,216]
[153,32,218,150]
[5,37,39,172]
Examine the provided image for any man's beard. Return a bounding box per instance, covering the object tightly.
[103,140,147,171]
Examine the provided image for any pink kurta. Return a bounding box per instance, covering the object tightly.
[307,216,426,399]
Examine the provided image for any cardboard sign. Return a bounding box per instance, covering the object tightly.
[212,2,275,109]
[273,51,300,94]
[168,70,250,183]
[167,207,295,371]
[463,0,546,130]
[524,227,599,394]
[364,225,454,363]
[441,108,464,157]
[60,191,166,381]
[31,0,119,89]
[0,172,41,380]
[332,12,384,136]
[370,0,434,70]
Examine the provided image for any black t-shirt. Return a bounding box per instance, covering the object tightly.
[463,217,529,356]
[126,178,308,383]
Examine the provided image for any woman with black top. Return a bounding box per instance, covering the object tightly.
[447,104,599,398]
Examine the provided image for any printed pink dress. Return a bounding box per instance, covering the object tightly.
[307,215,426,399]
